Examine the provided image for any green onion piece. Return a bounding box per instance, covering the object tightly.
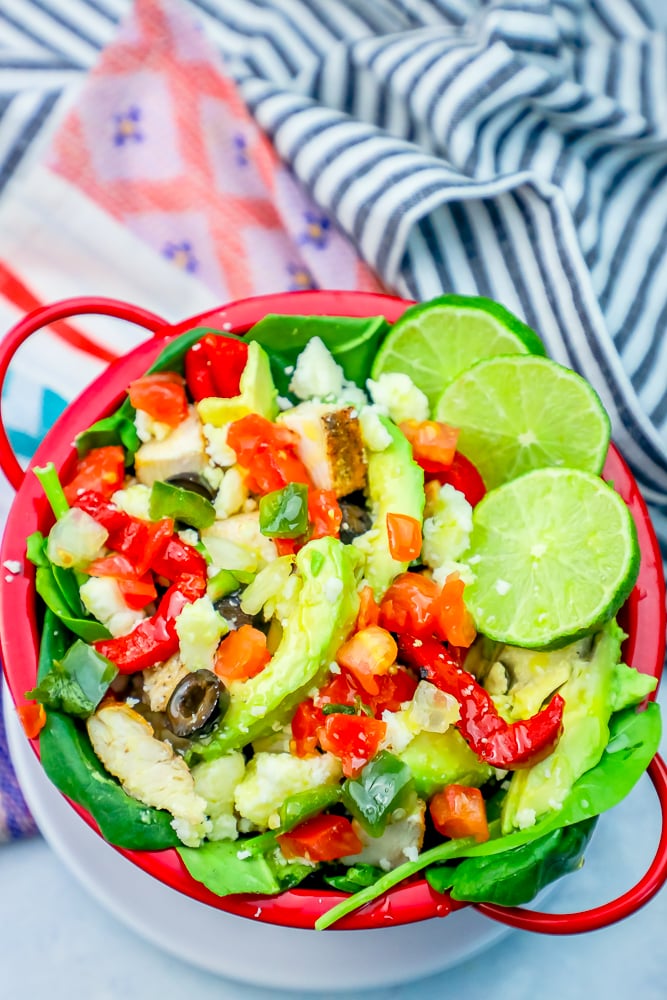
[341,751,414,837]
[278,785,341,833]
[259,482,308,538]
[33,463,69,519]
[149,480,216,531]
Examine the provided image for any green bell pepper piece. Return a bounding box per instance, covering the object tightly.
[259,483,308,538]
[149,479,216,531]
[278,785,342,832]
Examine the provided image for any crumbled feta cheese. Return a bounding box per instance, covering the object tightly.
[202,423,237,468]
[111,483,153,520]
[422,483,473,572]
[135,408,172,443]
[290,337,344,400]
[80,576,146,637]
[214,465,248,519]
[175,596,228,672]
[359,406,392,451]
[367,372,429,424]
[234,752,342,828]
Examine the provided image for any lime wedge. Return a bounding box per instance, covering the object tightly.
[371,295,545,409]
[435,355,610,490]
[464,468,639,648]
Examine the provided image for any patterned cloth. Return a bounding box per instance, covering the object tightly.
[1,0,667,841]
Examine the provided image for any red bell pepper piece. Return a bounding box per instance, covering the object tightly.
[425,452,487,507]
[150,534,207,583]
[397,634,564,770]
[184,334,249,401]
[92,575,206,674]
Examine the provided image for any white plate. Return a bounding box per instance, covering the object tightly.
[3,686,510,991]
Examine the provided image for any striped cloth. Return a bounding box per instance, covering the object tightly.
[1,0,666,841]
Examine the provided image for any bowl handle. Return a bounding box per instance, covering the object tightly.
[474,752,667,934]
[0,296,168,491]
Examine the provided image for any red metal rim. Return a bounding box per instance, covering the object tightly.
[0,289,665,932]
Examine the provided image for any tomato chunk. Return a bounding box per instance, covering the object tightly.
[63,445,125,504]
[128,372,188,427]
[431,573,477,648]
[399,419,459,470]
[227,414,312,495]
[308,488,342,540]
[318,714,387,778]
[386,512,422,562]
[425,452,487,506]
[277,814,363,862]
[336,625,397,696]
[355,585,380,631]
[17,702,46,739]
[213,625,271,682]
[379,572,439,637]
[429,784,489,843]
[290,699,327,757]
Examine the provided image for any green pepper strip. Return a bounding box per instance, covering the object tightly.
[149,480,216,531]
[278,786,342,833]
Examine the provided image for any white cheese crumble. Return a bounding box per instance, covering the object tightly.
[367,372,429,424]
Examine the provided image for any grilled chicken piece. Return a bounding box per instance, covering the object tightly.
[134,407,207,487]
[142,654,190,713]
[280,403,367,497]
[86,702,209,846]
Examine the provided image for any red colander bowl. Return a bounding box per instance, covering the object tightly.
[0,290,666,934]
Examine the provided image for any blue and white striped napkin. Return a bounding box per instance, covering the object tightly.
[1,0,666,842]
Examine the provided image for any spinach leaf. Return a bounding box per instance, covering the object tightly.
[75,412,140,460]
[323,864,386,894]
[35,564,110,642]
[29,639,117,717]
[28,667,94,717]
[428,817,597,906]
[36,609,179,850]
[315,704,661,929]
[246,314,388,388]
[178,833,312,896]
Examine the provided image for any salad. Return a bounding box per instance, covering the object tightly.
[19,297,661,930]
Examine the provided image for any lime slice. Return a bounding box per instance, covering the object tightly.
[435,355,610,490]
[371,295,545,409]
[464,467,639,648]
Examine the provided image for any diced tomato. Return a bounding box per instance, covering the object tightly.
[117,575,158,611]
[356,585,380,631]
[290,699,327,757]
[213,624,271,682]
[308,488,342,540]
[128,372,189,427]
[432,573,476,648]
[17,701,46,739]
[425,452,487,507]
[184,334,249,401]
[367,667,419,715]
[274,537,300,557]
[400,420,459,471]
[318,714,387,778]
[87,553,158,610]
[277,814,363,863]
[227,414,312,495]
[386,512,422,562]
[379,572,439,637]
[315,669,362,710]
[429,784,489,843]
[336,626,398,696]
[63,446,125,504]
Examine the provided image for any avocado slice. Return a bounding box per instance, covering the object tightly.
[196,340,279,425]
[353,416,424,599]
[193,536,359,758]
[500,618,649,833]
[397,729,493,799]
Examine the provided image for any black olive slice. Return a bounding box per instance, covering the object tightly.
[165,472,216,501]
[338,498,372,545]
[166,669,229,737]
[214,590,269,633]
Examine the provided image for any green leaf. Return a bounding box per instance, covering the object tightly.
[40,710,180,850]
[27,667,94,717]
[323,864,385,894]
[75,413,140,461]
[341,751,414,837]
[35,565,111,642]
[428,817,597,906]
[246,314,389,388]
[178,834,313,896]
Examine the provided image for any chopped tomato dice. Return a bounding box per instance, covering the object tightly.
[336,625,398,696]
[429,784,489,843]
[227,414,312,495]
[379,572,439,637]
[213,624,271,682]
[318,714,387,778]
[366,667,418,715]
[400,420,459,470]
[87,553,157,610]
[128,372,189,427]
[290,699,327,757]
[432,574,476,648]
[277,814,363,862]
[17,701,46,739]
[425,452,487,506]
[356,585,380,631]
[308,488,342,540]
[63,446,125,504]
[315,669,361,710]
[386,512,422,562]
